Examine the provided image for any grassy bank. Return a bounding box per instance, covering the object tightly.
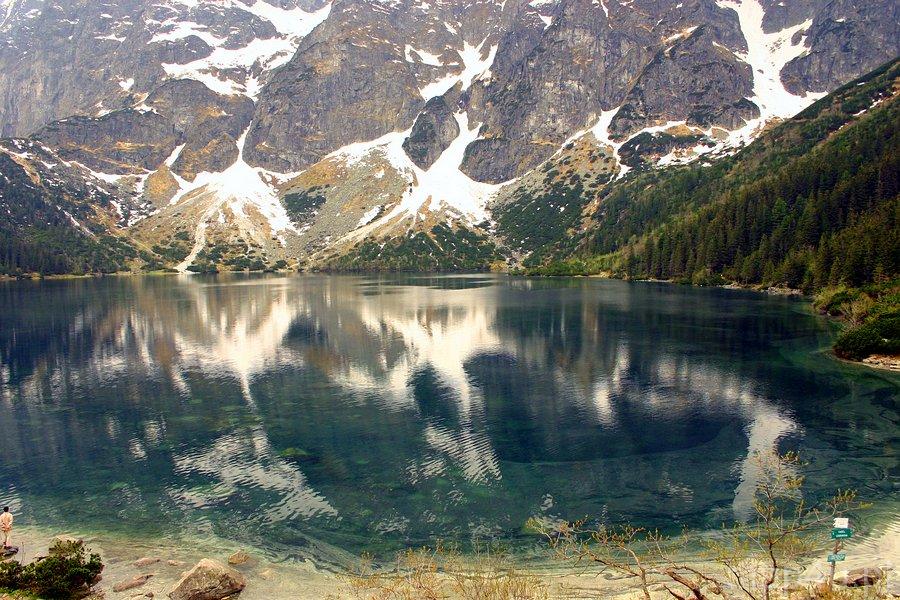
[814,280,900,364]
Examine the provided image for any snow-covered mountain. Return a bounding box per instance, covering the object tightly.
[0,0,897,273]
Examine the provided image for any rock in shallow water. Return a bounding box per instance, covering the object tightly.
[133,557,162,568]
[168,559,246,600]
[113,574,153,592]
[50,534,84,552]
[227,551,251,566]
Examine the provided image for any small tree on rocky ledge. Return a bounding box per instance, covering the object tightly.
[531,451,869,600]
[0,539,103,599]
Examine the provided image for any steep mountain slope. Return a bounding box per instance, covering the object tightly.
[526,58,899,293]
[0,0,330,136]
[0,138,153,275]
[0,0,897,274]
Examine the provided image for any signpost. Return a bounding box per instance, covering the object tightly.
[827,518,853,590]
[831,528,853,539]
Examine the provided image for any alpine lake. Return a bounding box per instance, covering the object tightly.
[0,273,897,570]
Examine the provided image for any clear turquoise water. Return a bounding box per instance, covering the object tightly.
[0,274,896,565]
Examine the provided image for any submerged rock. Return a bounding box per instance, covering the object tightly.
[133,557,162,568]
[113,574,153,592]
[227,551,251,566]
[168,559,246,600]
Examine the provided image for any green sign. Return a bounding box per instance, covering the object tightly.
[827,553,846,562]
[831,528,853,539]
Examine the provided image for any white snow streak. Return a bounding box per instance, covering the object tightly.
[405,44,444,66]
[418,41,498,100]
[157,1,331,99]
[330,113,503,239]
[172,131,298,272]
[590,107,631,179]
[717,0,824,145]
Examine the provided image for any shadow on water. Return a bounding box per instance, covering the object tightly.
[0,273,896,563]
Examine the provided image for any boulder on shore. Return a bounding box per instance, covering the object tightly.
[168,559,246,600]
[838,566,885,587]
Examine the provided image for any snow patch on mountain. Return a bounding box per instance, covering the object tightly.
[162,37,294,97]
[157,1,331,98]
[150,20,223,46]
[0,0,18,30]
[405,44,444,66]
[717,0,825,144]
[419,41,498,99]
[590,107,629,179]
[399,112,500,220]
[170,130,299,271]
[330,113,503,243]
[241,0,332,39]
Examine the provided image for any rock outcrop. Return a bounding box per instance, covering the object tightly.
[403,92,462,170]
[168,559,246,600]
[113,574,154,593]
[608,25,758,138]
[781,0,900,95]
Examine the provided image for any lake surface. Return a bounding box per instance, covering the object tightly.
[0,274,897,565]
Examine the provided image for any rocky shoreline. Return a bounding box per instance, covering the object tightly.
[2,528,341,600]
[3,521,899,600]
[860,354,900,372]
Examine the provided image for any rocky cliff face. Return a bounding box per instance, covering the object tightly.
[0,0,329,136]
[0,0,896,274]
[780,0,900,94]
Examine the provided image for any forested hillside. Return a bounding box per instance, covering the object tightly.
[531,58,899,293]
[0,150,144,276]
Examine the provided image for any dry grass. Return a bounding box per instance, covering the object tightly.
[331,545,549,600]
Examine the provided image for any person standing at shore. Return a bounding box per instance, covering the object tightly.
[0,507,12,548]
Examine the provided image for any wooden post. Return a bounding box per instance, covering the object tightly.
[828,519,850,590]
[828,539,842,590]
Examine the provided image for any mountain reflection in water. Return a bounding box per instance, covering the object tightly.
[0,274,896,561]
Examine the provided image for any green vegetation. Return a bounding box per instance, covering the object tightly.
[283,186,328,223]
[618,130,711,170]
[184,243,273,273]
[329,224,500,272]
[521,59,900,363]
[0,228,139,277]
[494,177,597,266]
[815,281,900,361]
[0,539,103,599]
[534,59,898,289]
[151,240,191,264]
[0,152,146,276]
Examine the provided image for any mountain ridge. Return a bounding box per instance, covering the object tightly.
[0,0,897,276]
[524,57,899,292]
